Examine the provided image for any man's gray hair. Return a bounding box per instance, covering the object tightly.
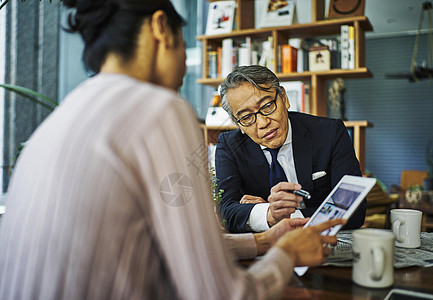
[220,65,282,116]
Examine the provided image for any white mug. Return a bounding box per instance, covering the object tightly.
[391,209,422,248]
[352,229,394,288]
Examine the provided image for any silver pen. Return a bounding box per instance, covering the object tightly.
[291,189,310,209]
[292,189,311,200]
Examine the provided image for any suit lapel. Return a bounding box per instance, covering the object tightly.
[290,115,314,191]
[243,138,271,195]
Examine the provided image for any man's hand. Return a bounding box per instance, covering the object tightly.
[240,195,267,204]
[267,182,304,227]
[275,219,345,267]
[254,218,309,255]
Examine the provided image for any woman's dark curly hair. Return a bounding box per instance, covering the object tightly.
[63,0,186,74]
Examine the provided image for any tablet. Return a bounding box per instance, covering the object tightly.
[303,175,376,235]
[295,175,376,276]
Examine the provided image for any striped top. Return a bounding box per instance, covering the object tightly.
[0,74,293,299]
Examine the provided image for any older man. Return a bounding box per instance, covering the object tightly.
[216,65,365,233]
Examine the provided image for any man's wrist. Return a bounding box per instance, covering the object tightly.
[267,208,278,227]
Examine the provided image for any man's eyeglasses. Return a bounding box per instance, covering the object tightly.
[235,90,279,127]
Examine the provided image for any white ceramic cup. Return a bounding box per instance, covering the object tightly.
[391,209,422,248]
[352,229,394,288]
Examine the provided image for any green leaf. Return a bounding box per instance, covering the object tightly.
[0,83,58,111]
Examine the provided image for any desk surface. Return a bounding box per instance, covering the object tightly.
[284,265,433,299]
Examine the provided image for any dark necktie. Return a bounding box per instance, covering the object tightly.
[267,147,287,188]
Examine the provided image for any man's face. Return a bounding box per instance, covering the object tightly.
[227,82,290,149]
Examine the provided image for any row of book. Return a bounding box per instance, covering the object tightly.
[206,37,299,79]
[205,25,356,79]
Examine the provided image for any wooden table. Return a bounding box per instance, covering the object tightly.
[282,265,433,299]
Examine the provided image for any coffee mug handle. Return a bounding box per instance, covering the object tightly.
[370,247,385,281]
[392,218,405,243]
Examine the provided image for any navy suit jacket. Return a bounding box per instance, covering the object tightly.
[215,112,366,233]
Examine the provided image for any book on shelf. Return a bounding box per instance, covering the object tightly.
[238,37,252,67]
[288,38,304,72]
[205,1,236,35]
[303,83,311,114]
[348,25,355,69]
[208,36,310,78]
[281,44,298,73]
[208,37,262,78]
[281,81,306,113]
[217,47,222,77]
[341,25,355,70]
[207,49,218,78]
[258,0,297,28]
[221,38,233,77]
[258,36,274,72]
[231,46,239,71]
[277,45,282,73]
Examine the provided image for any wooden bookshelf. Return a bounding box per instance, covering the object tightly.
[198,0,373,117]
[199,0,374,173]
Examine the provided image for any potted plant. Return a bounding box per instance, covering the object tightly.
[424,141,433,190]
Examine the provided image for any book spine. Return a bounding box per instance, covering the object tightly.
[267,36,275,72]
[330,39,338,69]
[251,50,258,65]
[297,47,303,73]
[208,50,218,79]
[258,39,270,67]
[245,36,252,65]
[222,38,233,77]
[341,25,349,70]
[277,45,282,73]
[301,82,305,113]
[292,47,298,72]
[217,46,222,77]
[303,83,310,114]
[238,47,249,67]
[348,25,355,69]
[205,46,210,78]
[282,45,296,73]
[232,46,238,70]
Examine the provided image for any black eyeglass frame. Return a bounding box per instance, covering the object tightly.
[235,90,279,127]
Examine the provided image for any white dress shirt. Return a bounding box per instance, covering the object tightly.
[0,74,294,299]
[246,117,304,232]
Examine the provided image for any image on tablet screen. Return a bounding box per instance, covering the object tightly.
[308,183,364,233]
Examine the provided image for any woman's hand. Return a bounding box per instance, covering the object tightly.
[253,218,309,255]
[275,219,345,267]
